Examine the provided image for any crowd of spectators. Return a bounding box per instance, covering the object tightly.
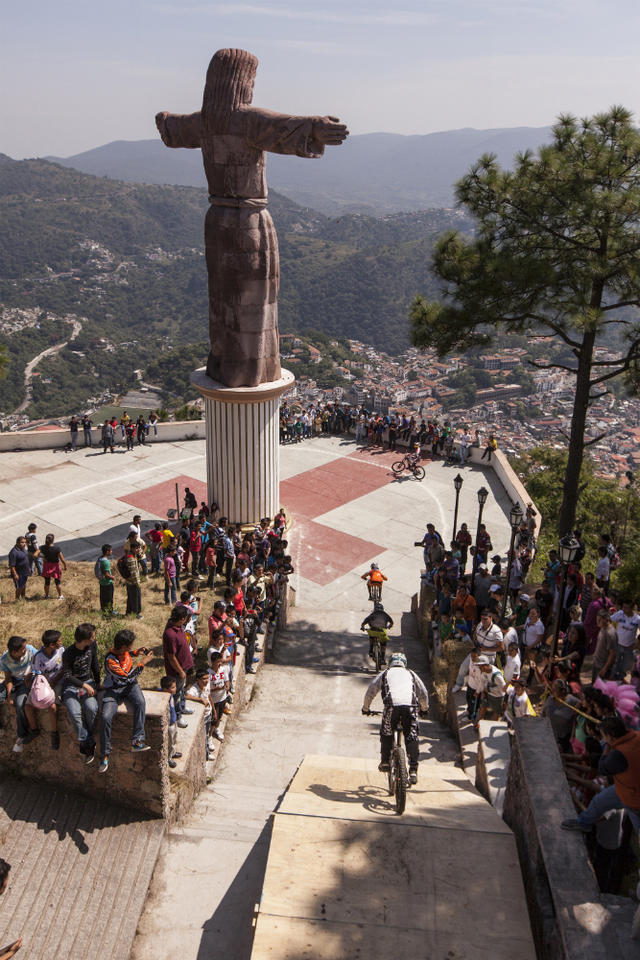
[279,402,496,461]
[428,518,640,894]
[1,500,292,775]
[68,411,160,453]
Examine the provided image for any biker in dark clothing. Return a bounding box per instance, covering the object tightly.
[360,602,394,662]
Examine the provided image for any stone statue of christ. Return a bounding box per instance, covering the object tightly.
[156,48,348,388]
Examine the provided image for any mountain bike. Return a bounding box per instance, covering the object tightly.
[367,580,382,602]
[362,627,387,672]
[363,709,409,815]
[391,455,425,481]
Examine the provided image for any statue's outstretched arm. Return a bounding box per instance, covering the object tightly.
[156,111,202,149]
[242,107,348,159]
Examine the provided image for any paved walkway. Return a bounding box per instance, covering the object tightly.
[131,604,457,960]
[0,435,512,601]
[0,776,165,959]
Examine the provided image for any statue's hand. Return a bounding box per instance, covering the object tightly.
[313,116,349,146]
[155,111,170,144]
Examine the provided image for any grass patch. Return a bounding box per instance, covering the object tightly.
[0,561,227,688]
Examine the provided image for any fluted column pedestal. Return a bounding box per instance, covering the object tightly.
[191,367,294,523]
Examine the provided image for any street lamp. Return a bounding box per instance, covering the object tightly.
[550,533,580,661]
[500,502,524,622]
[470,486,490,592]
[452,473,464,545]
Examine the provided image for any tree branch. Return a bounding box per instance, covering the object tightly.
[529,359,576,373]
[585,432,608,447]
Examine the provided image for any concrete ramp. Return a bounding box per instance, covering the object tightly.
[251,754,536,960]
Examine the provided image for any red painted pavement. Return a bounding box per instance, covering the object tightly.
[119,475,207,519]
[290,518,384,586]
[280,455,392,521]
[281,455,390,583]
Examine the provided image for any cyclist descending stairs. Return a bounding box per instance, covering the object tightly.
[360,601,393,671]
[360,562,387,601]
[361,651,429,787]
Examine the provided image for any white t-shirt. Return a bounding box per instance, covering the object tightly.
[612,610,640,648]
[209,664,229,704]
[468,661,489,693]
[475,622,504,655]
[596,556,610,581]
[524,618,545,648]
[507,689,529,719]
[186,680,212,720]
[33,646,63,682]
[502,627,519,650]
[504,651,522,683]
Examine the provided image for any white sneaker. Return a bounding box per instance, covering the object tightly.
[214,729,225,742]
[57,595,65,601]
[12,739,24,753]
[207,737,216,752]
[452,684,462,694]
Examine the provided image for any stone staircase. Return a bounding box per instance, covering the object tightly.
[0,776,165,959]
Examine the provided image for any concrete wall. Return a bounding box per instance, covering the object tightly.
[504,718,611,960]
[0,420,205,451]
[0,690,170,818]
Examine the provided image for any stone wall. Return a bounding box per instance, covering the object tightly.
[504,718,611,960]
[0,690,170,818]
[0,419,205,451]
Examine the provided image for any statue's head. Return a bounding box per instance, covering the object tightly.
[203,48,258,116]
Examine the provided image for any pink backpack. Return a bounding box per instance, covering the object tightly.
[29,674,55,709]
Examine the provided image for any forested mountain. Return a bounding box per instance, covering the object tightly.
[0,154,466,416]
[47,126,551,214]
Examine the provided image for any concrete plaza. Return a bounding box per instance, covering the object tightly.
[0,434,513,607]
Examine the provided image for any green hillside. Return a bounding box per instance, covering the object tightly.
[0,155,464,416]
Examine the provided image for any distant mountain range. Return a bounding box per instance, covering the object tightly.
[46,126,552,215]
[0,153,472,416]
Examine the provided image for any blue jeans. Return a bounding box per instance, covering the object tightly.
[164,576,177,604]
[62,689,98,745]
[578,783,640,833]
[100,685,146,756]
[1,679,29,738]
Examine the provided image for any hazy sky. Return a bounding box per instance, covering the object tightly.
[3,0,640,158]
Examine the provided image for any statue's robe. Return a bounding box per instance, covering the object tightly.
[157,107,326,388]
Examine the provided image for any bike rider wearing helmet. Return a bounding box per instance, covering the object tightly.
[361,562,387,601]
[362,652,429,785]
[360,602,394,663]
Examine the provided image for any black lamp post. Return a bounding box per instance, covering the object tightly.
[500,502,524,623]
[550,533,580,661]
[452,473,464,545]
[470,486,489,592]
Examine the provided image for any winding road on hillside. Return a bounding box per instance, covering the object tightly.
[14,316,82,414]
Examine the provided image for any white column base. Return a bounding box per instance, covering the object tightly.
[191,367,294,523]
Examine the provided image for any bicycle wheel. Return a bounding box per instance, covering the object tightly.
[393,747,408,815]
[413,466,425,481]
[388,753,396,797]
[391,460,405,475]
[375,641,384,673]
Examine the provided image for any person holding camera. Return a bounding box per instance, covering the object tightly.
[97,629,153,773]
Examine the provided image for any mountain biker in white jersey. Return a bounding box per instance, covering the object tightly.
[362,652,429,785]
[360,602,394,663]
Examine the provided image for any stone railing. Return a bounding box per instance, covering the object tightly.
[0,419,205,451]
[504,717,614,960]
